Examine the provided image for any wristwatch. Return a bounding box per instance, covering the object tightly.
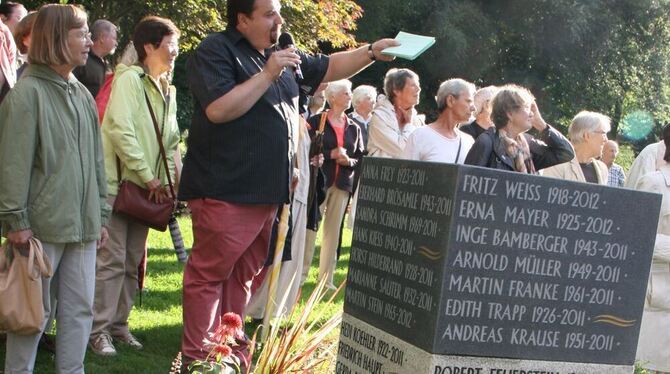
[368,44,376,61]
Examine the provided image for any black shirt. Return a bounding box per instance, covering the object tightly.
[459,120,488,140]
[179,29,329,204]
[579,162,598,184]
[73,51,108,98]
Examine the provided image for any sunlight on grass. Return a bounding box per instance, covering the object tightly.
[0,216,351,373]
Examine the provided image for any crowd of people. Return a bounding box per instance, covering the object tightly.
[0,0,669,373]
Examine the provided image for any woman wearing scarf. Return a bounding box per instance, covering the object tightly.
[464,84,573,173]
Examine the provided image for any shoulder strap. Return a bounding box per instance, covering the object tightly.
[454,136,462,164]
[143,89,175,200]
[317,110,328,134]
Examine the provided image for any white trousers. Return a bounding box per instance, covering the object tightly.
[317,186,350,288]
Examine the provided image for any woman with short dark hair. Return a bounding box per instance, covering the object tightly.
[464,84,573,173]
[0,4,110,372]
[89,15,181,356]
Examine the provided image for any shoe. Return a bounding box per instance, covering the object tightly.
[89,334,117,356]
[114,332,143,350]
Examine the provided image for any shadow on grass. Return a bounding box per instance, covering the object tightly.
[0,238,353,373]
[84,323,183,374]
[0,323,183,374]
[145,248,190,268]
[300,246,350,304]
[134,289,183,312]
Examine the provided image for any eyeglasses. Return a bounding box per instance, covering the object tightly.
[160,41,180,54]
[70,30,91,42]
[592,130,608,135]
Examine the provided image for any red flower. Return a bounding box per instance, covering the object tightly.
[222,313,242,330]
[209,313,243,344]
[214,344,232,357]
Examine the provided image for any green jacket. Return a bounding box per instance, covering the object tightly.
[102,64,179,196]
[0,64,110,243]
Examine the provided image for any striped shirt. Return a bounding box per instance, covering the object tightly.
[179,29,329,204]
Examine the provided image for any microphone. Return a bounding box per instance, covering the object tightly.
[278,32,303,80]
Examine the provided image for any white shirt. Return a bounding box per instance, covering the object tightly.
[350,112,371,127]
[402,126,474,164]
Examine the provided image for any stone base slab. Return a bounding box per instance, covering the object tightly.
[337,314,633,374]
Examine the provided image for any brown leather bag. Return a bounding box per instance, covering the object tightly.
[0,237,52,335]
[112,88,176,231]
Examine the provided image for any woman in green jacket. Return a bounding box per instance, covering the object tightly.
[89,16,180,356]
[0,5,110,373]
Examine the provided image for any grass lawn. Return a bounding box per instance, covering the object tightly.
[0,216,350,373]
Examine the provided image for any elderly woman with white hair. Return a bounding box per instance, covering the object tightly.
[304,79,364,289]
[367,68,424,158]
[403,78,476,163]
[465,84,573,173]
[543,111,610,184]
[349,84,377,148]
[460,85,498,139]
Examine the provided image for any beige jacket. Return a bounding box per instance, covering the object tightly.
[366,95,423,158]
[542,157,609,185]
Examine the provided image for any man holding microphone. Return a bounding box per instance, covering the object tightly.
[178,0,398,368]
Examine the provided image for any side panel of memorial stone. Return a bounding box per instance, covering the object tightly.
[344,157,458,352]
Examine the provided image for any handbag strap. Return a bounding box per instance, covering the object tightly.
[143,89,176,200]
[9,237,52,281]
[27,237,52,279]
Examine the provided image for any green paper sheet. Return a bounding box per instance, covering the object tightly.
[381,31,436,60]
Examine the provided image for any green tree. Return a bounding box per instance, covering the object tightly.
[21,0,363,130]
[353,0,670,147]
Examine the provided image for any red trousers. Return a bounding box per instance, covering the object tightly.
[181,198,276,363]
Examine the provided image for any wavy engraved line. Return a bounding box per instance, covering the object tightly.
[593,314,636,324]
[417,246,440,256]
[418,251,441,260]
[592,319,635,327]
[417,246,442,260]
[594,319,634,326]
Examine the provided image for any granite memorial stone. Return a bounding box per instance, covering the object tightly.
[337,157,660,374]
